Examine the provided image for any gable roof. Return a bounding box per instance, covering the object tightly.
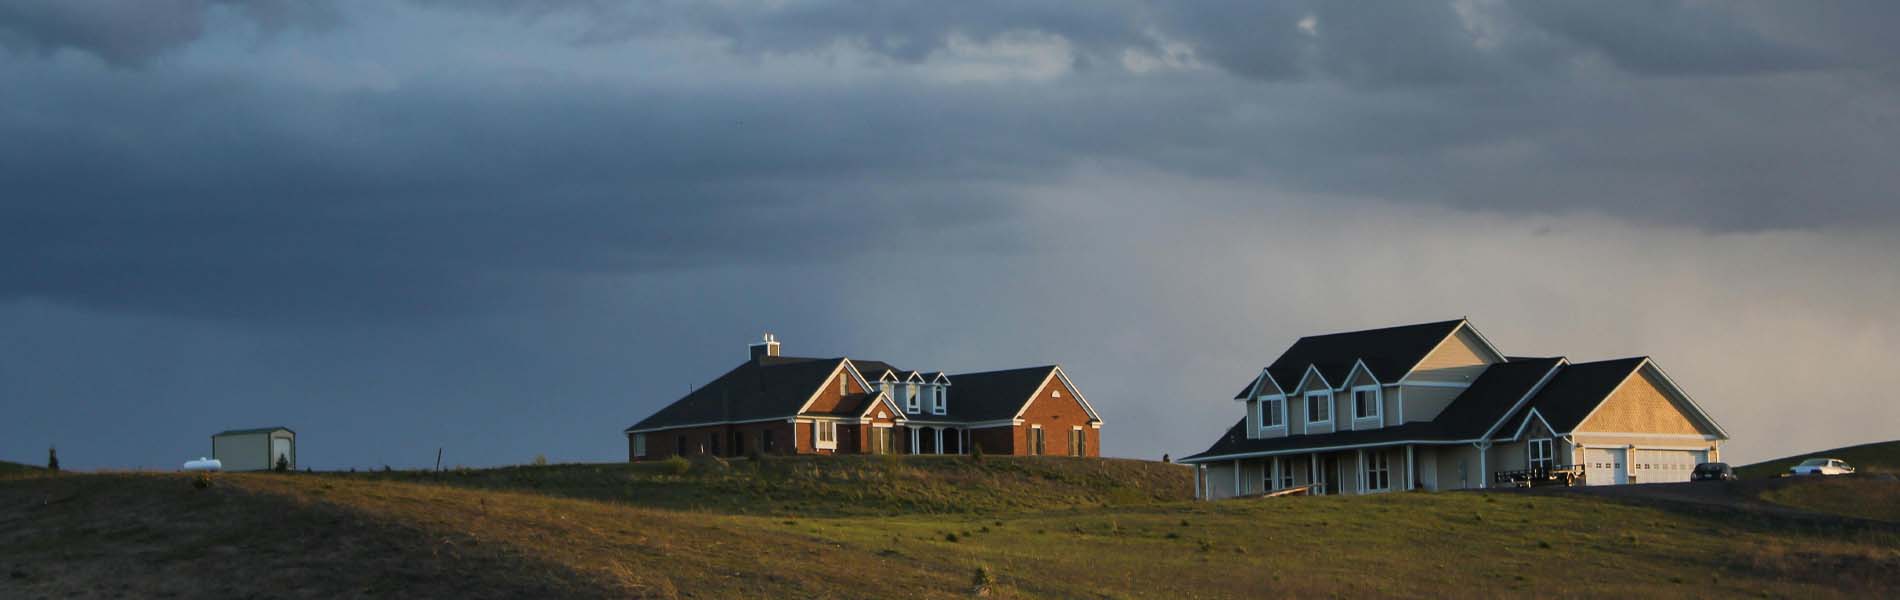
[625,356,843,432]
[1183,358,1563,462]
[1263,319,1467,393]
[1493,357,1647,438]
[1431,357,1564,439]
[943,365,1064,422]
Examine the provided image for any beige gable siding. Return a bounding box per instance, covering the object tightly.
[1383,387,1402,427]
[1407,328,1500,384]
[1397,384,1464,423]
[1574,369,1705,435]
[1245,400,1258,439]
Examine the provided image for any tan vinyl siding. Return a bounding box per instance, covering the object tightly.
[1206,463,1238,499]
[1246,399,1259,439]
[1573,369,1705,435]
[1407,329,1501,383]
[1383,387,1402,427]
[1398,384,1465,423]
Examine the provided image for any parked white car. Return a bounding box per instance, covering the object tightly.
[1789,458,1854,476]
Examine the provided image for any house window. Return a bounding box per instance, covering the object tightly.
[1529,439,1553,470]
[1069,427,1086,456]
[1277,458,1295,489]
[1052,390,1061,398]
[815,421,837,450]
[731,430,745,456]
[906,385,920,413]
[762,429,775,452]
[1354,387,1380,420]
[675,435,686,456]
[840,376,848,395]
[1365,451,1390,491]
[633,434,647,458]
[1306,392,1331,424]
[933,388,946,415]
[1031,426,1045,456]
[709,433,721,456]
[1260,396,1284,428]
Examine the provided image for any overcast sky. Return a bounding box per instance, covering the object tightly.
[4,1,1898,469]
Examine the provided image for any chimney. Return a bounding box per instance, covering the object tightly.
[749,332,781,361]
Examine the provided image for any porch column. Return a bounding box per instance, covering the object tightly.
[1232,459,1242,495]
[1192,465,1201,500]
[1270,457,1280,491]
[934,428,944,455]
[1477,443,1488,489]
[1406,445,1415,491]
[909,427,919,455]
[1310,453,1320,495]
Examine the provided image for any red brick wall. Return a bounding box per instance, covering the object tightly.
[628,421,794,461]
[1012,375,1101,456]
[802,364,868,414]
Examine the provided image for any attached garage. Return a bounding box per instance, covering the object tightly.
[1630,448,1705,484]
[1582,447,1626,486]
[211,427,296,471]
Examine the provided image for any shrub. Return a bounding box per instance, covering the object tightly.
[970,443,984,463]
[746,446,766,463]
[275,454,289,472]
[47,446,59,473]
[533,454,549,466]
[973,565,994,587]
[945,532,959,542]
[192,472,213,489]
[663,455,692,476]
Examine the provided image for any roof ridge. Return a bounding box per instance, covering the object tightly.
[1295,318,1465,340]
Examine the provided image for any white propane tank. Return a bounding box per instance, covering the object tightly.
[183,457,223,472]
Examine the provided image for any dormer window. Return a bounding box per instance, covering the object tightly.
[905,385,920,413]
[1306,391,1331,424]
[1353,386,1381,420]
[932,387,946,415]
[1259,395,1285,429]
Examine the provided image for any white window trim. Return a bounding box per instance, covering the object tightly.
[1529,438,1553,470]
[814,420,838,450]
[1305,391,1333,426]
[905,385,920,413]
[1364,449,1391,492]
[932,387,946,415]
[1259,395,1287,431]
[1030,424,1044,456]
[1351,385,1382,423]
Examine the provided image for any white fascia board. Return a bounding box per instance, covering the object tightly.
[1336,359,1381,391]
[626,415,792,434]
[1180,439,1478,464]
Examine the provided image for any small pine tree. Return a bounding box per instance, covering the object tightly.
[48,446,59,473]
[969,443,984,463]
[274,454,289,472]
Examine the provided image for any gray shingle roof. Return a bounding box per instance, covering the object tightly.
[1493,357,1646,438]
[943,366,1062,422]
[1261,319,1466,394]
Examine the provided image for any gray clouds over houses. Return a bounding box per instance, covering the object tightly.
[2,1,1897,469]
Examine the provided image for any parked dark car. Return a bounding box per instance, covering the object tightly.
[1691,462,1737,482]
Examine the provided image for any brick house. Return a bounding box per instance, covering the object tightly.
[624,334,1103,460]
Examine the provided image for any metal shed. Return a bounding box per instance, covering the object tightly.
[211,427,296,471]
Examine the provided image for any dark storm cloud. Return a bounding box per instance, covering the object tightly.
[0,0,339,67]
[3,0,1898,327]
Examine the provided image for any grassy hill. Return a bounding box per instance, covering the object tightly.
[342,455,1194,516]
[5,457,1898,598]
[0,460,43,477]
[1736,439,1900,479]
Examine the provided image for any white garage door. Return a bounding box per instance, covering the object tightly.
[271,437,292,469]
[1583,448,1626,486]
[1631,449,1705,484]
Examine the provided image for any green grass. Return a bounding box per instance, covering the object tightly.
[1759,477,1900,523]
[339,455,1193,516]
[6,460,1899,598]
[0,460,45,478]
[1736,439,1900,479]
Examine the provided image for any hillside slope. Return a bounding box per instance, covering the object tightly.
[1737,439,1900,479]
[347,455,1193,516]
[6,462,1898,598]
[0,460,43,477]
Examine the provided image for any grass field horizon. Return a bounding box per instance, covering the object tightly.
[1736,439,1900,480]
[6,455,1898,598]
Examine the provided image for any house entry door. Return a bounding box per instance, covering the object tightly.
[872,427,895,455]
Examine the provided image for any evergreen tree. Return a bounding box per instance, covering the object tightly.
[48,446,59,473]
